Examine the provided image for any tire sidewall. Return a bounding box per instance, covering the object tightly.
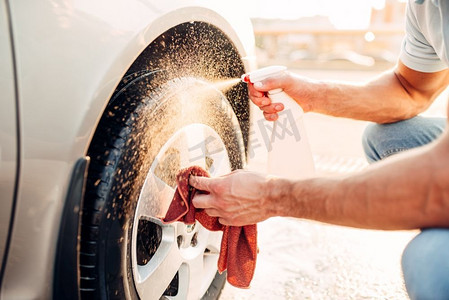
[94,77,245,299]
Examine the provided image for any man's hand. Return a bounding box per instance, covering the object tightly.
[247,70,314,121]
[189,170,277,226]
[248,83,283,121]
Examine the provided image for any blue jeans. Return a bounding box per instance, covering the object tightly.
[362,116,449,300]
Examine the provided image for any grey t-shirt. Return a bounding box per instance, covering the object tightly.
[400,0,449,72]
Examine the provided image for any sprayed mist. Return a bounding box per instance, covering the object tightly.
[83,21,249,299]
[211,78,241,93]
[88,21,250,228]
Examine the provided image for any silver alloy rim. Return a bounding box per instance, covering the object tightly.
[131,123,231,299]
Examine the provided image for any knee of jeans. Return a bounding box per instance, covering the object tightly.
[402,237,426,300]
[362,123,383,163]
[401,229,449,300]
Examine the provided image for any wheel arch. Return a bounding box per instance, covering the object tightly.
[55,7,255,298]
[80,6,256,157]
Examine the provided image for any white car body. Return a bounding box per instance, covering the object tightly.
[0,1,255,299]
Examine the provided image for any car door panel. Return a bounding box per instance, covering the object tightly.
[0,0,18,277]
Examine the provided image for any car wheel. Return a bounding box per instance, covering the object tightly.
[80,73,246,299]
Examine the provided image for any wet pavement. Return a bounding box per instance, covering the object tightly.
[219,69,447,299]
[220,218,414,299]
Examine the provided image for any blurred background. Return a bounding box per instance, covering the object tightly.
[247,0,405,71]
[221,1,447,299]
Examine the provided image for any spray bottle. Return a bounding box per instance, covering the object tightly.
[242,66,315,179]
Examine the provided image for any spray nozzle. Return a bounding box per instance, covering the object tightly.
[241,74,251,83]
[241,65,287,84]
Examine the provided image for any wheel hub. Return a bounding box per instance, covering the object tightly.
[131,123,231,299]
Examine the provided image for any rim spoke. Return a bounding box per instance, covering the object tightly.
[203,230,222,255]
[181,124,207,168]
[136,172,175,220]
[167,263,190,300]
[193,226,222,297]
[183,251,206,300]
[135,225,183,299]
[207,147,231,177]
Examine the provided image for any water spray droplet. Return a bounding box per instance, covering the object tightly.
[210,78,241,92]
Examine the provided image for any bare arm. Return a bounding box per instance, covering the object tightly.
[191,65,449,228]
[191,127,449,229]
[251,62,449,123]
[275,128,449,229]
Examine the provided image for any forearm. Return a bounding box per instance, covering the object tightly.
[249,62,448,123]
[291,63,449,123]
[299,70,428,123]
[269,135,449,230]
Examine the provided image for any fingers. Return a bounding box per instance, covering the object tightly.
[248,84,270,108]
[248,83,265,98]
[218,217,250,227]
[206,210,237,226]
[218,217,231,226]
[258,102,284,114]
[261,102,284,120]
[191,193,210,209]
[248,84,267,102]
[192,195,234,225]
[249,73,286,92]
[190,173,261,226]
[264,112,279,121]
[189,175,212,192]
[203,208,220,217]
[260,104,283,121]
[248,83,284,121]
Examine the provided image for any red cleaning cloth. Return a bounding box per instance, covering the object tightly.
[162,166,257,288]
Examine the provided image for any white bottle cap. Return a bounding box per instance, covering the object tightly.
[241,66,287,83]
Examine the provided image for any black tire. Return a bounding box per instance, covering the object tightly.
[79,73,246,299]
